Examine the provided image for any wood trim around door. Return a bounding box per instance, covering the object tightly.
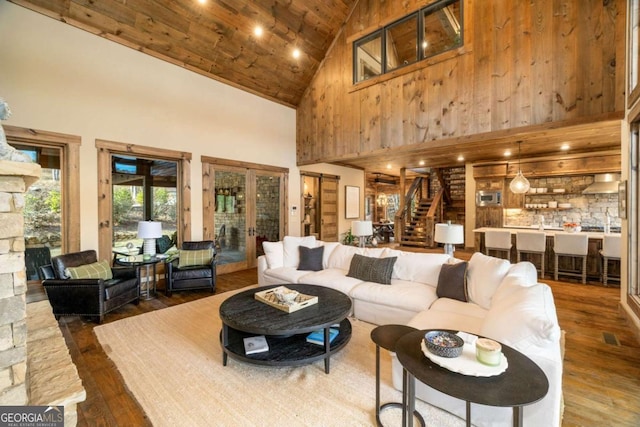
[96,139,192,261]
[4,125,81,253]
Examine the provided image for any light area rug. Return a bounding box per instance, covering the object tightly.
[94,287,465,426]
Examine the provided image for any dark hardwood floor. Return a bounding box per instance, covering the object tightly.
[31,259,640,426]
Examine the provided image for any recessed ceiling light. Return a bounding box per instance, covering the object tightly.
[254,26,263,37]
[419,160,425,166]
[560,143,570,151]
[386,164,392,169]
[457,155,464,161]
[504,150,511,157]
[292,48,301,59]
[197,0,206,4]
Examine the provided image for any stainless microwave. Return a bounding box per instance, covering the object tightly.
[476,190,502,206]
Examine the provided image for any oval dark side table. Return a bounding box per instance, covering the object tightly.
[219,284,352,374]
[370,324,424,427]
[395,329,549,427]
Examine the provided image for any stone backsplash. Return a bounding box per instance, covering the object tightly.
[504,175,620,228]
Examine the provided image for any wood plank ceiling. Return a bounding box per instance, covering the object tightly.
[10,0,623,175]
[11,0,357,108]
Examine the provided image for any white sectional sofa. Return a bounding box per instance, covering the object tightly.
[257,236,563,427]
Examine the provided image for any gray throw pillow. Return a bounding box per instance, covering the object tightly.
[436,262,468,302]
[297,246,324,271]
[347,254,397,285]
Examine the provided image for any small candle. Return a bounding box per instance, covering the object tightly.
[476,338,502,366]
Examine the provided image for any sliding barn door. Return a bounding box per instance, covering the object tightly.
[320,175,339,241]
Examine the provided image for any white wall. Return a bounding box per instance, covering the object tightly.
[0,2,328,248]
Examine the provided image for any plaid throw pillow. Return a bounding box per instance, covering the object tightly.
[65,260,113,280]
[178,248,214,268]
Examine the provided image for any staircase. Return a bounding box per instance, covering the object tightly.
[396,167,465,249]
[401,198,437,247]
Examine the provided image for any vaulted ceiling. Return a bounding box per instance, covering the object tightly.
[10,0,624,175]
[11,0,357,108]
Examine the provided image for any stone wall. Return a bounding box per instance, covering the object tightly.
[0,160,40,405]
[504,176,621,229]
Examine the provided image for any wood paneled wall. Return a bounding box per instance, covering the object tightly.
[297,0,626,164]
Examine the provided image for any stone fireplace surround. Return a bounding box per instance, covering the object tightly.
[0,159,85,426]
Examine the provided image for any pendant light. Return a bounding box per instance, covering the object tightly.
[509,141,530,194]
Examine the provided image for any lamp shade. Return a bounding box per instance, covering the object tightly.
[137,221,162,239]
[434,223,464,244]
[352,220,373,237]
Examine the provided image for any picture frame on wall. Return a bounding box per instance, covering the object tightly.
[345,186,360,219]
[619,180,627,219]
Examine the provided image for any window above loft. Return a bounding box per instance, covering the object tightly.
[353,0,463,84]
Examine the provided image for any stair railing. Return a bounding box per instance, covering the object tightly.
[394,177,424,243]
[424,188,445,247]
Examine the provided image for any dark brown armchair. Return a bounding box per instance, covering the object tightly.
[165,241,216,296]
[42,250,140,323]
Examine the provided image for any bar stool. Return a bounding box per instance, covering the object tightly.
[484,230,512,260]
[516,231,546,278]
[600,234,622,286]
[370,325,424,427]
[554,233,589,284]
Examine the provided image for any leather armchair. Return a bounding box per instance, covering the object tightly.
[42,250,140,323]
[165,241,216,296]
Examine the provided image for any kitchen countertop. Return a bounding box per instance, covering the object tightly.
[473,227,621,240]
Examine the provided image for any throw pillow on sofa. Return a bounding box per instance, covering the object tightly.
[297,246,324,271]
[466,252,511,310]
[436,261,468,302]
[65,260,113,280]
[347,254,397,284]
[283,236,316,268]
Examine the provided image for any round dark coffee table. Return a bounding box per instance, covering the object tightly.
[395,329,549,427]
[219,284,352,374]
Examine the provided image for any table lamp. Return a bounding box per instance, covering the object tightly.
[352,220,373,248]
[434,221,464,256]
[137,221,162,259]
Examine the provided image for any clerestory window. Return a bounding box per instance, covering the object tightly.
[354,0,462,83]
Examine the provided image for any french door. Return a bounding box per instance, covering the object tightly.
[203,158,288,274]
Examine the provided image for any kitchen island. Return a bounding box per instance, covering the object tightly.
[473,227,621,284]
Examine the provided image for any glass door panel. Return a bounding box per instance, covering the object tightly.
[255,172,282,258]
[214,169,248,270]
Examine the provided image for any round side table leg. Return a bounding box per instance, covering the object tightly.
[375,357,423,427]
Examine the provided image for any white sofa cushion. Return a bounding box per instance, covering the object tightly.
[262,241,284,269]
[392,253,451,284]
[492,261,538,305]
[262,267,314,284]
[283,236,316,268]
[408,297,487,335]
[298,268,365,295]
[467,252,511,310]
[317,241,341,268]
[326,245,365,270]
[481,283,561,354]
[350,279,439,313]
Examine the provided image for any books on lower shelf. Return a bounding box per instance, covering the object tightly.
[243,335,269,355]
[306,328,339,346]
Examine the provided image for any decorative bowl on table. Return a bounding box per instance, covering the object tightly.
[563,223,581,233]
[272,288,299,303]
[423,331,464,358]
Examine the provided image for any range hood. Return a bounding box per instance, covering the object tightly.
[582,173,620,194]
